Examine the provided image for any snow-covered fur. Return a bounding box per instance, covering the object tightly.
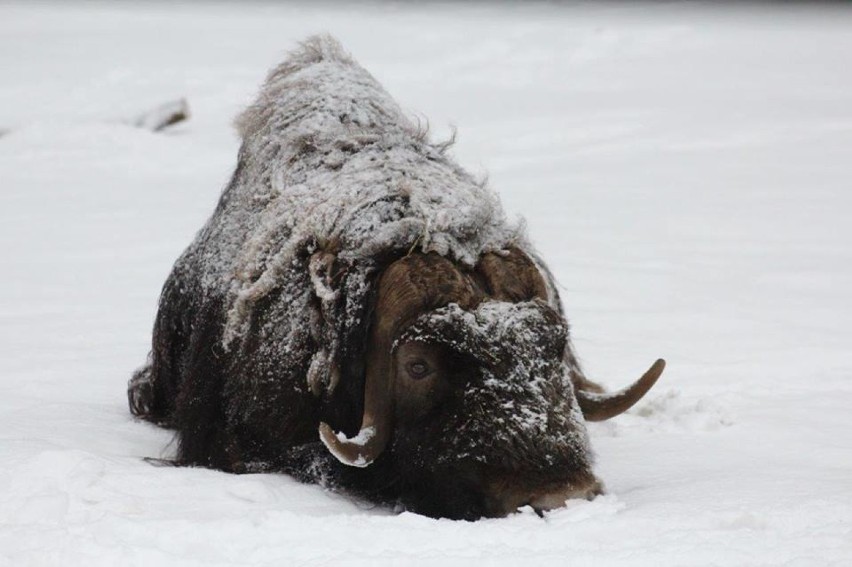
[128,35,597,520]
[397,300,589,471]
[225,35,523,346]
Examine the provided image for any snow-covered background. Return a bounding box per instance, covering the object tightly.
[1,2,851,565]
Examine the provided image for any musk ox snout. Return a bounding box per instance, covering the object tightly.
[484,472,604,518]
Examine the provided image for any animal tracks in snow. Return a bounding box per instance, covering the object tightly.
[590,389,734,437]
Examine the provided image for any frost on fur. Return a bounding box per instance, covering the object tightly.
[397,301,591,468]
[129,35,635,520]
[174,34,526,349]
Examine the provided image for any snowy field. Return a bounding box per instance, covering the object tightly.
[2,1,852,565]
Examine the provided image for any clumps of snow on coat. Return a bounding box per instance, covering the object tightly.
[398,300,592,470]
[179,34,525,350]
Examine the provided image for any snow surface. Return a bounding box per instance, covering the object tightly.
[1,1,851,565]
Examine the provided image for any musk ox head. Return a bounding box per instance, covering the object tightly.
[318,249,664,519]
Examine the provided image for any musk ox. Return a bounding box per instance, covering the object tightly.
[128,35,665,520]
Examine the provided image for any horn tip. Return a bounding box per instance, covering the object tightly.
[644,358,666,385]
[318,422,376,468]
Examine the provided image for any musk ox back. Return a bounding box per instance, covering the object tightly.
[128,35,665,520]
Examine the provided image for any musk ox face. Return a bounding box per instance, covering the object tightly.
[388,301,601,519]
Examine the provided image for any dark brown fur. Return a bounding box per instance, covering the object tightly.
[130,246,601,519]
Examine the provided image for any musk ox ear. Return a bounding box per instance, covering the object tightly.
[476,248,549,303]
[309,250,340,302]
[307,250,343,397]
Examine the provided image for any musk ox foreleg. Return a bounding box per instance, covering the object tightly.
[170,295,234,470]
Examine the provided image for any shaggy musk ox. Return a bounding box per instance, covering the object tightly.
[128,35,665,520]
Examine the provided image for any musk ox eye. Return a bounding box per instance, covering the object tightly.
[407,360,431,379]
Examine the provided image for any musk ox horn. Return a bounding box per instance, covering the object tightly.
[319,253,481,467]
[309,250,339,303]
[319,422,383,468]
[576,358,666,421]
[476,248,549,303]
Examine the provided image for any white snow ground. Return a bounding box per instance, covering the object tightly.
[1,2,851,565]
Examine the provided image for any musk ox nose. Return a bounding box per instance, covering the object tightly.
[491,476,603,517]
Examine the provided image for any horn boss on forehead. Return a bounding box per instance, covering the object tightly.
[476,248,550,303]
